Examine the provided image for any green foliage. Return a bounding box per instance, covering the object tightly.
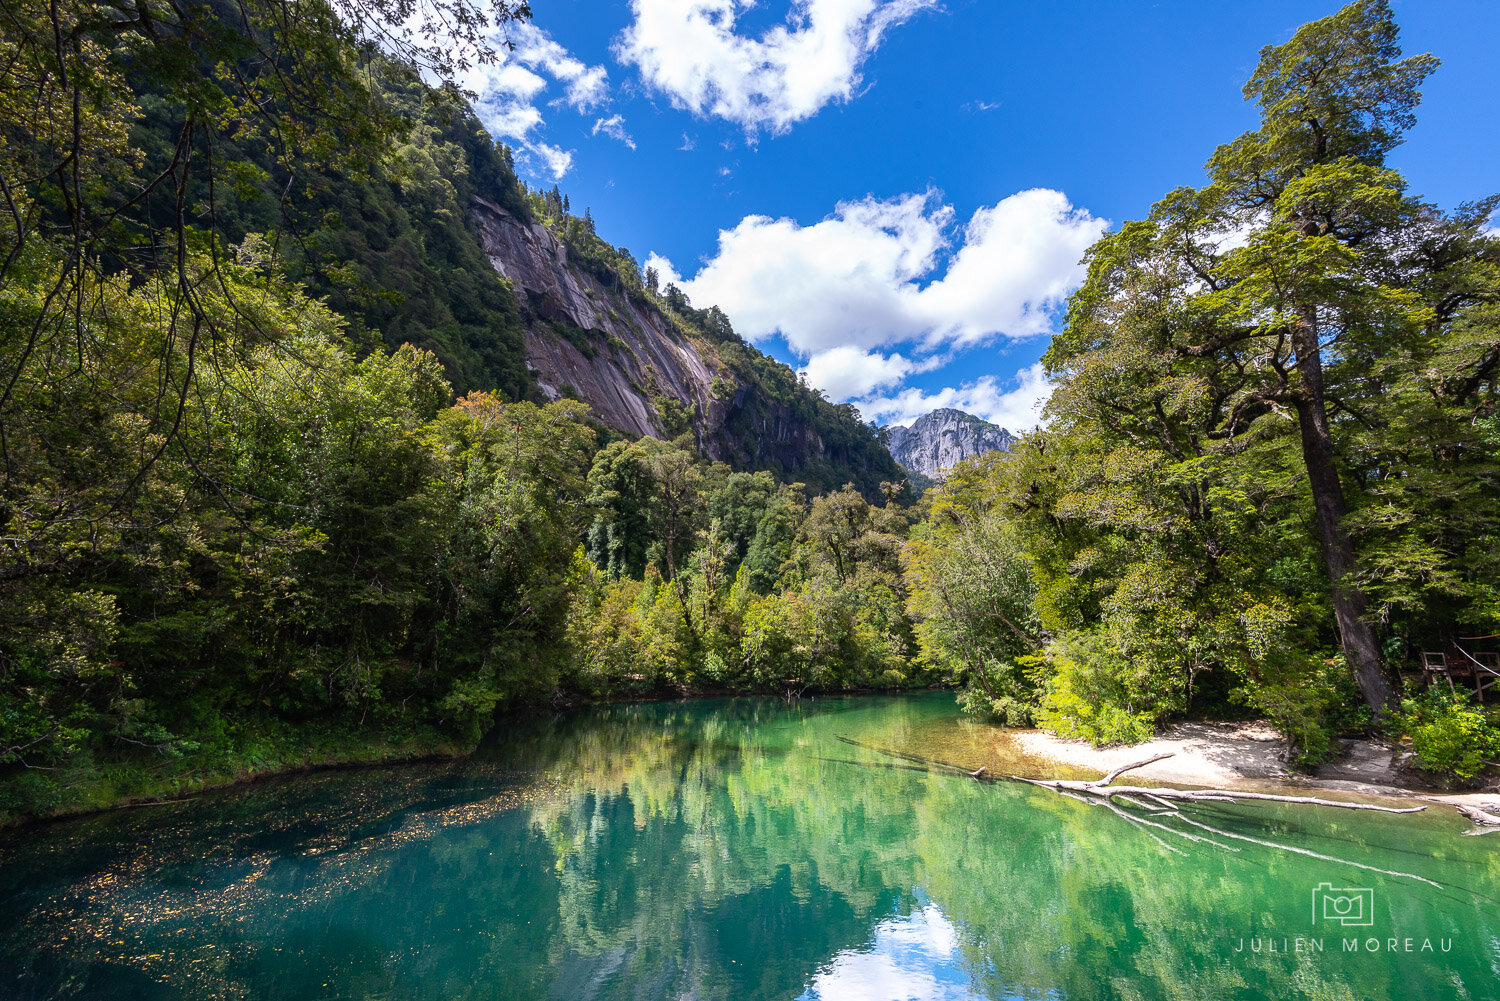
[584,436,704,581]
[567,459,925,696]
[1216,0,1438,183]
[1231,665,1340,771]
[906,453,1043,724]
[1392,689,1500,782]
[1033,628,1178,746]
[290,60,532,385]
[0,218,594,808]
[425,394,596,734]
[956,681,1035,728]
[1030,0,1499,741]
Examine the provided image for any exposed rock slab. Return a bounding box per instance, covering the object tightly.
[473,197,713,440]
[885,408,1015,480]
[471,197,906,494]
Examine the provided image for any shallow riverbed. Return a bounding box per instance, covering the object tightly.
[0,692,1494,1000]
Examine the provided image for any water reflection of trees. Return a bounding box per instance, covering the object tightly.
[2,696,1497,1000]
[522,698,1500,1001]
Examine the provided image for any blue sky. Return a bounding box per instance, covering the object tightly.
[454,0,1499,430]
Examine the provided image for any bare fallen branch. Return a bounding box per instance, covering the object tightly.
[1020,778,1426,812]
[1168,812,1441,887]
[1098,752,1176,786]
[1456,803,1500,826]
[1012,752,1427,814]
[1016,752,1444,885]
[1060,790,1192,856]
[1454,804,1500,835]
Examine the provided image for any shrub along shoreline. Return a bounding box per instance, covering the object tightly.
[0,720,471,828]
[10,688,1490,832]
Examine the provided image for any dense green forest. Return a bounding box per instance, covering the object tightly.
[1,0,1496,820]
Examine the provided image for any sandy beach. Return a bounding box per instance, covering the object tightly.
[1007,721,1500,815]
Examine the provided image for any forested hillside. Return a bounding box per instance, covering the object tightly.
[0,0,909,819]
[1,0,1496,822]
[474,186,903,496]
[119,30,902,496]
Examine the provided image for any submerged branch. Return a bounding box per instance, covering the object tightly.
[1012,752,1426,814]
[834,736,976,777]
[1017,753,1445,887]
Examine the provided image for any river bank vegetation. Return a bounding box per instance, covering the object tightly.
[1,0,1497,820]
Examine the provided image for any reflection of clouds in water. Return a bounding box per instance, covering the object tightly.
[799,903,987,1001]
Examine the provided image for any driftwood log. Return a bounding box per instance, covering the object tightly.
[1013,752,1427,814]
[1454,803,1500,835]
[1013,752,1449,886]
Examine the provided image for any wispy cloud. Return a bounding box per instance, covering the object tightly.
[592,114,637,150]
[456,22,612,179]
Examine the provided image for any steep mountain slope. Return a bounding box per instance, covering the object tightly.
[885,409,1016,480]
[471,191,904,497]
[130,61,900,497]
[473,197,712,439]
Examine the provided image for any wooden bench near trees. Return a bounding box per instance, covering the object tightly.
[1422,638,1500,702]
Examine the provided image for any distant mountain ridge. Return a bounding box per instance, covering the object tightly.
[884,408,1016,480]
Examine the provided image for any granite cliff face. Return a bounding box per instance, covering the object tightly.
[472,196,711,440]
[884,409,1016,480]
[471,197,900,493]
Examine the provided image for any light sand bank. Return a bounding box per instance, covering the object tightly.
[1006,721,1500,814]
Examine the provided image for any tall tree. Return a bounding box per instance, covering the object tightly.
[1049,0,1497,716]
[0,0,530,544]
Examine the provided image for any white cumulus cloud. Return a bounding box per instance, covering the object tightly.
[799,347,945,401]
[455,23,612,179]
[649,188,1106,360]
[529,142,575,181]
[615,0,936,134]
[857,363,1054,433]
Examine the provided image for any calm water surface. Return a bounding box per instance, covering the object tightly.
[1,693,1496,1000]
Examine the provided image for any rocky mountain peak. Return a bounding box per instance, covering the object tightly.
[884,409,1016,480]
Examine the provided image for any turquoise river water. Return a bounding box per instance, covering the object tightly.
[1,693,1497,1000]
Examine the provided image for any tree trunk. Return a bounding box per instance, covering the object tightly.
[664,498,678,581]
[1290,310,1393,716]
